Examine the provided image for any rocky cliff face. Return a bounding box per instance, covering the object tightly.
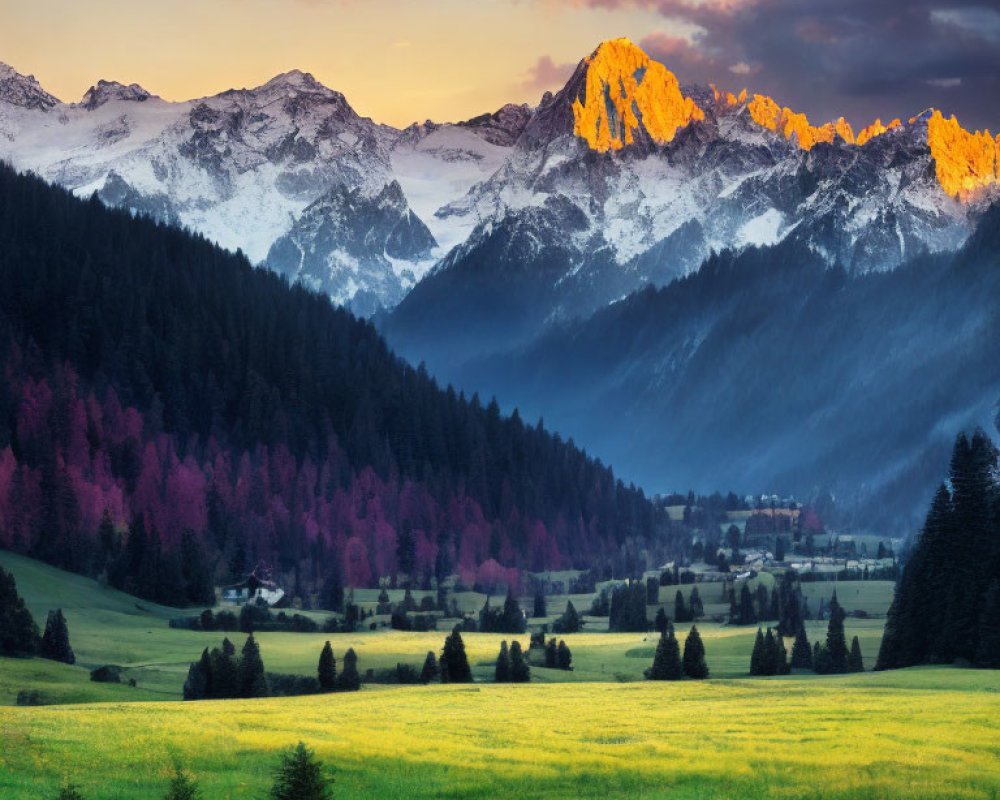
[266,180,437,316]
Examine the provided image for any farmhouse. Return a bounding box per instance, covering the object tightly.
[221,571,285,606]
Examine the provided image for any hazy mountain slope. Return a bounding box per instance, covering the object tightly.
[450,210,1000,531]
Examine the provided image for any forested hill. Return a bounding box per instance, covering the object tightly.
[0,162,679,605]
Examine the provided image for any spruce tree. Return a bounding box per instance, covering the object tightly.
[0,565,39,656]
[661,627,683,680]
[790,623,813,670]
[655,606,669,634]
[501,592,526,634]
[318,641,337,691]
[268,741,333,800]
[238,633,268,697]
[338,648,361,691]
[689,586,704,618]
[164,763,201,800]
[825,591,849,674]
[560,600,580,634]
[674,590,688,624]
[40,609,75,664]
[648,629,671,680]
[533,588,547,618]
[557,640,572,670]
[750,628,765,675]
[775,630,790,674]
[509,640,530,682]
[494,640,511,683]
[440,626,472,683]
[183,650,210,701]
[762,628,779,675]
[682,625,709,679]
[420,651,439,683]
[545,637,558,667]
[848,636,864,673]
[56,786,86,800]
[210,639,239,699]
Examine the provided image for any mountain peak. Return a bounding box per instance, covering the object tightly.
[570,38,704,152]
[924,110,1000,199]
[80,79,153,110]
[0,61,60,110]
[260,69,329,93]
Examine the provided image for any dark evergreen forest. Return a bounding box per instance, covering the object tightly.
[0,163,683,605]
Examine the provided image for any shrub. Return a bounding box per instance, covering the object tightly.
[90,665,123,684]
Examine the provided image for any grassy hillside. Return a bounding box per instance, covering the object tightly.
[0,552,887,700]
[2,670,998,800]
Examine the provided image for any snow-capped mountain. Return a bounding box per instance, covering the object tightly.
[0,64,509,312]
[1,38,997,322]
[388,38,996,367]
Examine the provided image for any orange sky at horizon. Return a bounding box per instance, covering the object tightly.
[0,0,689,127]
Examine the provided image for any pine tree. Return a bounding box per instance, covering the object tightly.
[163,763,201,800]
[40,609,75,664]
[674,590,688,624]
[661,627,682,680]
[183,650,210,701]
[268,742,333,800]
[774,629,790,674]
[689,586,704,618]
[750,628,765,675]
[318,641,337,691]
[557,640,572,670]
[682,625,708,679]
[509,640,530,682]
[338,648,361,691]
[210,639,239,699]
[440,626,472,683]
[848,636,864,673]
[238,633,268,697]
[533,588,547,618]
[648,629,671,680]
[655,606,669,634]
[975,580,1000,668]
[825,591,849,674]
[420,651,438,683]
[494,640,511,683]
[545,637,557,667]
[501,592,526,634]
[0,565,39,656]
[790,623,813,669]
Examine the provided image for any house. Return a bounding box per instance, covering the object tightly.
[221,569,286,607]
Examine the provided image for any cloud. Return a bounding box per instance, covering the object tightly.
[524,0,1000,129]
[521,55,577,92]
[638,31,708,68]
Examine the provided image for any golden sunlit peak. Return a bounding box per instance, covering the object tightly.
[924,110,1000,199]
[571,38,704,152]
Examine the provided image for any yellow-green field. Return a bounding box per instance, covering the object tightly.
[0,551,889,700]
[2,670,999,800]
[2,552,999,799]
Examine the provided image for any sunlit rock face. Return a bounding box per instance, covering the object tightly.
[924,110,1000,199]
[856,118,902,147]
[746,94,856,149]
[569,38,704,152]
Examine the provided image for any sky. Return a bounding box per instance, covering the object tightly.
[2,0,998,131]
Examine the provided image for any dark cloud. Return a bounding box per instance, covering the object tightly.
[521,55,576,93]
[550,0,1000,130]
